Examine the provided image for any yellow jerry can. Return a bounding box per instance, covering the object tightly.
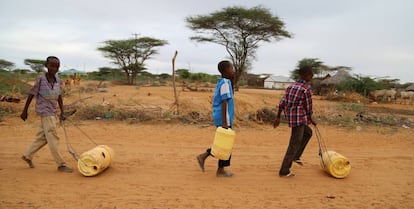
[211,127,236,160]
[78,145,114,177]
[320,151,351,178]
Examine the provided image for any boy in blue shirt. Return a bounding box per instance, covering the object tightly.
[197,60,235,177]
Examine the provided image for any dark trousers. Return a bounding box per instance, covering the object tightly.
[206,148,231,168]
[279,124,312,175]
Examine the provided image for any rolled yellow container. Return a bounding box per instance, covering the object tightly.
[321,151,351,178]
[211,127,236,160]
[78,145,114,177]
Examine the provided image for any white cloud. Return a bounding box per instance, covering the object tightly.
[0,0,413,83]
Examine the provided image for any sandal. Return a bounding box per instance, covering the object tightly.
[279,172,295,177]
[57,165,73,173]
[293,159,304,166]
[21,156,35,168]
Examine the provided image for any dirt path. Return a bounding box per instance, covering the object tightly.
[1,115,413,208]
[1,83,413,208]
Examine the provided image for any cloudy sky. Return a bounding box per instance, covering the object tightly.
[1,0,413,83]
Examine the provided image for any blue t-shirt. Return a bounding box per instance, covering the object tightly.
[212,78,234,127]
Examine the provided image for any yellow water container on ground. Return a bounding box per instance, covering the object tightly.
[321,151,351,178]
[78,145,114,177]
[211,127,236,160]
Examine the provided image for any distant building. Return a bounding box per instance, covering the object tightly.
[319,69,351,95]
[406,83,414,91]
[264,75,294,89]
[244,73,267,88]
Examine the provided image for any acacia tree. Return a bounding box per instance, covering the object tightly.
[175,69,191,79]
[0,59,15,71]
[291,58,353,95]
[97,36,168,85]
[24,59,45,73]
[186,6,291,89]
[290,58,352,80]
[290,58,328,80]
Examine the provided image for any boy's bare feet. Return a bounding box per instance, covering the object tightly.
[196,152,209,172]
[196,156,205,172]
[21,156,35,168]
[216,167,233,177]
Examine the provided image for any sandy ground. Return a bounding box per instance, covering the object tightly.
[1,82,413,209]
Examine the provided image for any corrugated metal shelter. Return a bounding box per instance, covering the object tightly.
[264,75,294,89]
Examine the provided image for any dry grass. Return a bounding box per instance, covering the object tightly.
[3,81,413,129]
[323,91,368,104]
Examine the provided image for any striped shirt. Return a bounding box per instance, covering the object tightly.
[28,74,63,117]
[278,79,313,127]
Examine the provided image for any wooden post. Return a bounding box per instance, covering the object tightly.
[172,50,179,115]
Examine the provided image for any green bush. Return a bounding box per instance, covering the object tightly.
[337,75,387,96]
[0,71,33,95]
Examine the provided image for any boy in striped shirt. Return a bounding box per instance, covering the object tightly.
[20,56,73,173]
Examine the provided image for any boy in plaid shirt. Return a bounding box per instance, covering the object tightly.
[274,66,316,177]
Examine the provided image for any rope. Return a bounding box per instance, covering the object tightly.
[65,118,98,146]
[314,125,352,178]
[60,118,98,163]
[314,125,328,154]
[61,118,115,176]
[314,125,332,168]
[61,120,79,161]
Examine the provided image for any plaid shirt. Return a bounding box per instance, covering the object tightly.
[278,79,313,127]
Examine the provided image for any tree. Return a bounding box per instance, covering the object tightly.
[13,69,32,74]
[24,59,45,73]
[189,72,208,82]
[290,58,352,80]
[159,73,172,80]
[186,6,291,89]
[97,36,168,85]
[175,69,191,79]
[337,75,385,96]
[98,67,122,78]
[0,59,15,71]
[377,78,400,89]
[290,58,328,80]
[140,71,153,78]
